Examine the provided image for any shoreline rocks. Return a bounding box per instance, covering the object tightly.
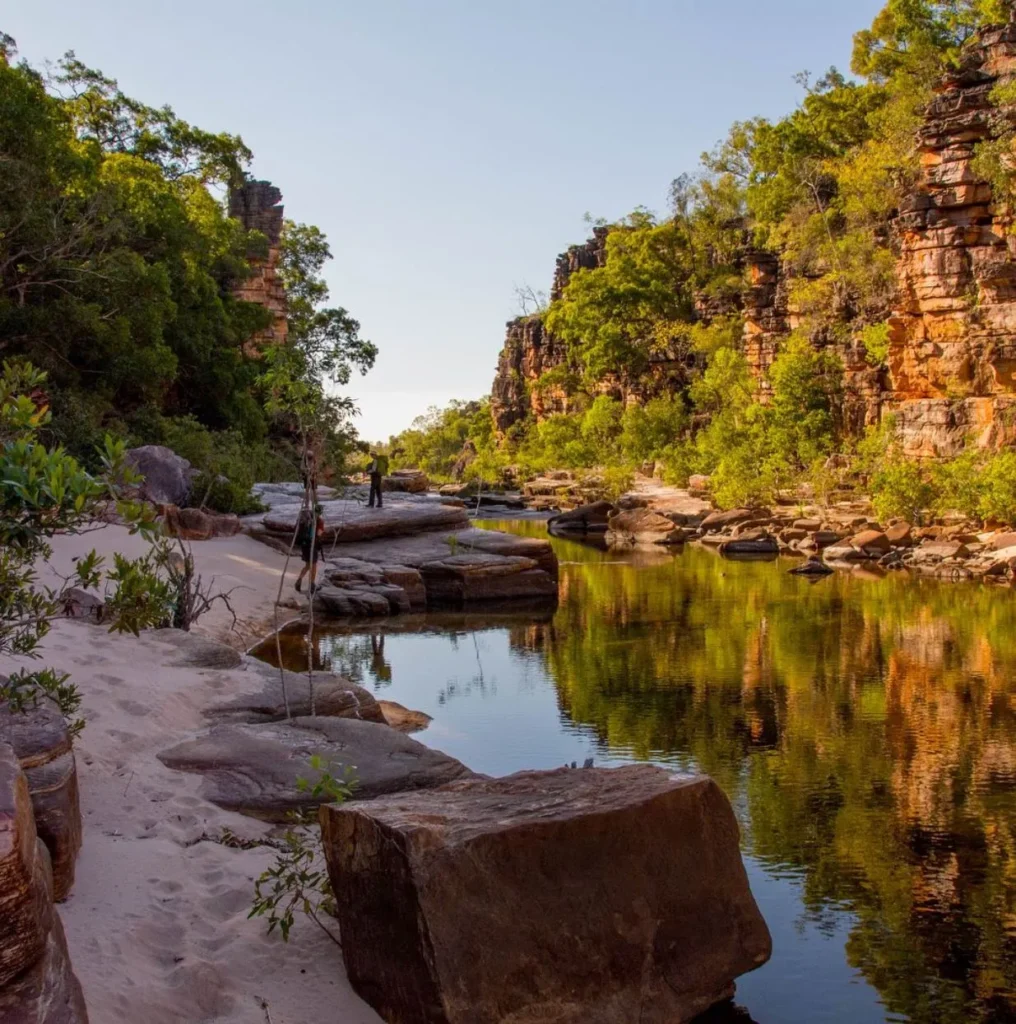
[321,765,771,1024]
[0,742,88,1023]
[158,716,476,822]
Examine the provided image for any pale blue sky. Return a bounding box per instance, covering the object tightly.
[9,1,884,441]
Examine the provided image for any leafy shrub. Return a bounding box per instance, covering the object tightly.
[860,322,891,367]
[871,458,934,523]
[933,448,983,519]
[978,451,1016,525]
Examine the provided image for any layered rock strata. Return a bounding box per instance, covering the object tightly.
[228,180,288,350]
[0,743,88,1023]
[320,765,771,1024]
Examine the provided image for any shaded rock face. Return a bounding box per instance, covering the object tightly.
[0,743,88,1023]
[158,717,475,822]
[228,179,288,350]
[0,708,81,903]
[891,15,1016,456]
[124,446,195,507]
[490,315,568,433]
[320,765,771,1024]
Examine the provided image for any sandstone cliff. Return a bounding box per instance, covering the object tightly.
[489,11,1016,458]
[229,180,288,351]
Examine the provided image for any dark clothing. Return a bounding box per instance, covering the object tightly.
[369,473,383,508]
[297,512,325,562]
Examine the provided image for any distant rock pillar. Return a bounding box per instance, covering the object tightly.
[229,180,289,349]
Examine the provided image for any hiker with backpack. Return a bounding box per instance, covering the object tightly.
[294,504,325,594]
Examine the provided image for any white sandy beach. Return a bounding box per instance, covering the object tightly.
[1,524,382,1024]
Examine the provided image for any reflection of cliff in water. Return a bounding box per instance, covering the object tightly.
[254,524,1016,1023]
[506,542,1016,1024]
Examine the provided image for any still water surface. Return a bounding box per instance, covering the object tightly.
[262,520,1016,1024]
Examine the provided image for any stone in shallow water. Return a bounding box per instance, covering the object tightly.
[158,717,474,822]
[204,664,384,724]
[320,765,771,1024]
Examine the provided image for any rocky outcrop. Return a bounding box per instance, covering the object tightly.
[490,315,569,432]
[0,709,80,904]
[605,507,686,547]
[0,743,88,1023]
[158,717,475,822]
[548,500,616,535]
[228,180,288,350]
[890,15,1016,456]
[124,446,196,507]
[320,765,771,1024]
[383,469,429,493]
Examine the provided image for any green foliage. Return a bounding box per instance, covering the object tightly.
[249,756,354,945]
[0,360,174,730]
[618,396,688,464]
[389,400,496,481]
[0,36,374,480]
[975,450,1016,524]
[861,321,892,366]
[871,457,935,522]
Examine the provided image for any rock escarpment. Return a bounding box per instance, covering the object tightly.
[228,180,288,350]
[489,13,1016,459]
[892,15,1016,456]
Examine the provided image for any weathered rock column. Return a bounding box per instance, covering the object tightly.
[0,742,88,1023]
[320,765,771,1024]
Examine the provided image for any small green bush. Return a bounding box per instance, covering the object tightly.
[978,451,1016,524]
[871,458,934,523]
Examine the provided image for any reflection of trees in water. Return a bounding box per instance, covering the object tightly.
[515,544,1016,1024]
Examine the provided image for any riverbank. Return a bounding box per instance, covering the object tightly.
[0,524,383,1024]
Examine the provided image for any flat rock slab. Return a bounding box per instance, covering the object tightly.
[158,717,474,822]
[320,765,771,1024]
[149,629,243,670]
[262,499,469,544]
[205,664,384,724]
[0,710,80,904]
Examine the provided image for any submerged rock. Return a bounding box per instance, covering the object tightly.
[320,765,771,1024]
[789,558,834,577]
[158,717,474,822]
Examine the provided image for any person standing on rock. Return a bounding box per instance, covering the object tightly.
[367,450,389,509]
[294,504,325,594]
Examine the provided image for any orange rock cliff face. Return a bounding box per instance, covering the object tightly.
[489,13,1016,458]
[228,180,288,352]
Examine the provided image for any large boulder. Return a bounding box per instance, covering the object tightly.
[124,445,195,506]
[605,508,686,547]
[158,717,475,822]
[548,501,616,535]
[719,532,779,556]
[0,912,89,1024]
[0,742,51,987]
[320,766,770,1024]
[383,469,429,493]
[0,740,88,1022]
[0,709,81,903]
[700,508,755,532]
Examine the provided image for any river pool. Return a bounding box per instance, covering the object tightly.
[259,520,1016,1024]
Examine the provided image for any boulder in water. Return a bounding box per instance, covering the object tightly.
[320,765,771,1024]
